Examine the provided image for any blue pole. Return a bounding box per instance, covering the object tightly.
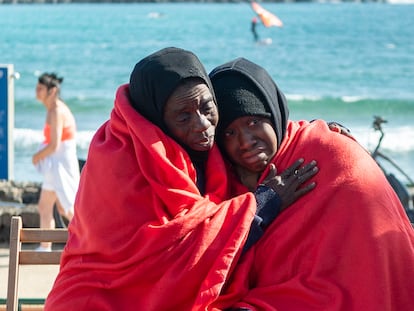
[0,64,15,180]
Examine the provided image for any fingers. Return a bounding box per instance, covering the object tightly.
[263,160,318,193]
[294,181,316,197]
[288,160,318,184]
[262,163,277,185]
[328,122,355,140]
[276,160,318,210]
[328,123,341,133]
[301,160,318,173]
[268,163,277,176]
[282,158,304,178]
[296,161,318,183]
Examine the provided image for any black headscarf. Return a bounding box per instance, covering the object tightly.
[129,47,216,133]
[209,57,289,149]
[129,47,216,194]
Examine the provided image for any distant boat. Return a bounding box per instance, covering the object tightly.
[251,1,283,28]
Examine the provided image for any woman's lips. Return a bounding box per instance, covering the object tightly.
[241,147,267,165]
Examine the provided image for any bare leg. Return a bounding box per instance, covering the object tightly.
[56,199,74,222]
[37,189,57,250]
[65,209,74,221]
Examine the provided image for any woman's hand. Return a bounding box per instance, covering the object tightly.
[261,158,318,210]
[32,153,41,165]
[328,121,356,141]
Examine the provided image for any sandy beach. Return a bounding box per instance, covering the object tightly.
[0,243,60,304]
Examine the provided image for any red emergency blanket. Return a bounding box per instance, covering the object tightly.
[213,120,414,311]
[45,84,256,311]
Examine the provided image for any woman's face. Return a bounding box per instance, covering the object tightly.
[36,83,55,102]
[163,80,218,152]
[222,116,278,173]
[35,83,48,102]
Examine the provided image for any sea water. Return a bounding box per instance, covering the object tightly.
[0,2,413,182]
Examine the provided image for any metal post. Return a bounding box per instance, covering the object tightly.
[0,64,16,180]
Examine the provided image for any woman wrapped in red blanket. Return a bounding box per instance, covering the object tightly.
[45,48,318,310]
[209,57,414,311]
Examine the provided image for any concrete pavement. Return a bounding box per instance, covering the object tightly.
[0,245,60,302]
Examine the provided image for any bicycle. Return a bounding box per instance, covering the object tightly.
[370,116,414,222]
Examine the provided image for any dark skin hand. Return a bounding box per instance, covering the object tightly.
[261,158,318,210]
[328,122,355,140]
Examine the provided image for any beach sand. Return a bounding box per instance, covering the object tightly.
[0,243,60,302]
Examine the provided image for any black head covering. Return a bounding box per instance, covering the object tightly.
[129,47,216,133]
[209,57,289,149]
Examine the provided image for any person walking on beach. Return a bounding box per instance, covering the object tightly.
[32,72,80,251]
[251,17,259,41]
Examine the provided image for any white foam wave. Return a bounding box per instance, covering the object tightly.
[285,94,322,102]
[14,125,414,154]
[14,128,95,152]
[286,93,371,103]
[352,126,414,153]
[76,130,96,150]
[10,126,414,183]
[386,0,414,4]
[341,96,366,103]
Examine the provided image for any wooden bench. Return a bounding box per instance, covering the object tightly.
[0,216,68,311]
[0,217,412,310]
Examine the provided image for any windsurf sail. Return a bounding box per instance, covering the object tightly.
[251,1,283,28]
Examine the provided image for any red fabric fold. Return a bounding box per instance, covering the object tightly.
[45,84,257,311]
[213,120,414,311]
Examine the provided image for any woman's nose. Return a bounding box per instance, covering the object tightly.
[192,113,211,132]
[238,130,255,150]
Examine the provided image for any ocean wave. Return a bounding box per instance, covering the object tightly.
[11,125,414,183]
[13,123,414,154]
[285,93,414,105]
[13,128,95,153]
[353,126,414,153]
[341,96,367,103]
[285,94,322,102]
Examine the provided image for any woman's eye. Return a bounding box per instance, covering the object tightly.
[224,129,234,137]
[177,113,190,123]
[201,102,215,114]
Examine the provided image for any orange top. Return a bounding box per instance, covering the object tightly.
[43,123,75,144]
